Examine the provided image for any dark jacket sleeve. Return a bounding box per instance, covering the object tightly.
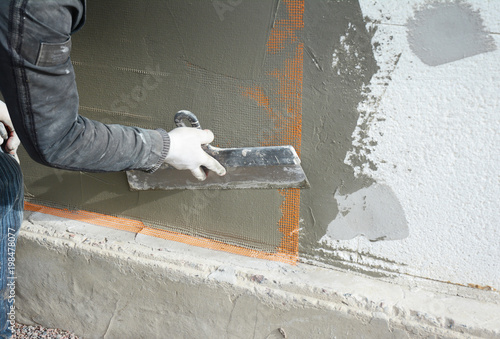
[0,0,169,173]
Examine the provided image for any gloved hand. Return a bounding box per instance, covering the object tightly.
[0,100,20,164]
[164,127,226,181]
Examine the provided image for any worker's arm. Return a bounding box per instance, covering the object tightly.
[0,0,225,178]
[0,0,168,173]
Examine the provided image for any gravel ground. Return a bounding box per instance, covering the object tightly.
[13,323,80,339]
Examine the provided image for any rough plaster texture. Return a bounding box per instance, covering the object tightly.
[15,213,500,338]
[301,0,500,293]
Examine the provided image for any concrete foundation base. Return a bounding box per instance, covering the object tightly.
[14,211,500,339]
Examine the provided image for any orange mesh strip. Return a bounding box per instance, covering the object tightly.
[24,202,297,264]
[243,0,304,263]
[267,0,304,53]
[269,1,303,262]
[25,202,144,233]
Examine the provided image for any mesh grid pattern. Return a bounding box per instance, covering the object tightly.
[23,0,304,265]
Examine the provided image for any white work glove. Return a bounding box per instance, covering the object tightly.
[0,100,20,164]
[164,127,226,181]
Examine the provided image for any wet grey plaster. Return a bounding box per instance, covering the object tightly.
[19,0,409,264]
[407,1,496,66]
[299,0,379,257]
[20,0,287,253]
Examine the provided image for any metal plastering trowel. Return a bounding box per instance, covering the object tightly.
[126,111,310,190]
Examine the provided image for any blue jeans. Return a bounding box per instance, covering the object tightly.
[0,151,23,339]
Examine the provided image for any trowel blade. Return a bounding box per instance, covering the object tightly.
[126,145,310,190]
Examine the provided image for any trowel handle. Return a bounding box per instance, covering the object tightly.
[173,110,216,154]
[174,110,202,129]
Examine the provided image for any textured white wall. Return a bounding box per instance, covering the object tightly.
[321,0,500,290]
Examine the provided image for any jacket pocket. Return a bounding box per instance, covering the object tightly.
[35,37,72,67]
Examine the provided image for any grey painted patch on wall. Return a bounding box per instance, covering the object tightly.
[407,1,496,66]
[326,184,408,241]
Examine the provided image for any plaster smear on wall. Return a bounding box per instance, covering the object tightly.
[326,184,408,241]
[324,7,408,242]
[321,0,500,289]
[299,0,380,257]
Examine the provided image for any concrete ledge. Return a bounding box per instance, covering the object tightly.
[14,211,500,339]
